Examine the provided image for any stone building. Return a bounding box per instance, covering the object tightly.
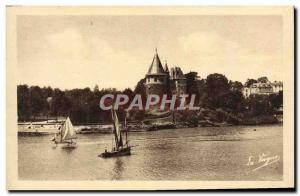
[144,50,187,97]
[170,67,187,96]
[272,81,283,93]
[243,81,283,98]
[145,50,169,96]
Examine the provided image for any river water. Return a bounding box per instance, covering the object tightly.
[18,125,283,181]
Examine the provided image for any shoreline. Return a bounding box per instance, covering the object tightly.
[18,122,283,136]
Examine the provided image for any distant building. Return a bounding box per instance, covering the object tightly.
[272,81,283,93]
[243,81,283,98]
[144,50,187,96]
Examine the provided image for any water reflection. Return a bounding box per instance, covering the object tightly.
[111,158,124,180]
[51,145,58,150]
[61,147,77,154]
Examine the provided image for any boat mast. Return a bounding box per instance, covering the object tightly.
[172,111,176,124]
[111,109,119,150]
[124,111,128,145]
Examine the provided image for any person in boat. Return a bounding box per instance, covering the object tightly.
[51,133,58,147]
[51,128,59,142]
[51,138,58,147]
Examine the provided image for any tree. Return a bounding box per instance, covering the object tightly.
[245,79,257,88]
[93,84,99,92]
[123,88,134,99]
[42,86,53,98]
[134,79,146,95]
[247,94,273,116]
[17,85,31,121]
[269,91,283,108]
[185,71,201,105]
[224,90,243,112]
[122,88,134,109]
[16,69,282,124]
[51,89,72,117]
[131,79,147,120]
[29,86,48,119]
[229,81,243,91]
[206,73,230,109]
[196,79,207,107]
[257,77,269,83]
[134,78,146,104]
[185,71,199,95]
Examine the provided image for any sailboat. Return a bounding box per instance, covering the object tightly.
[51,117,77,148]
[99,109,131,158]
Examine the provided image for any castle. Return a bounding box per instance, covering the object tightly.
[144,50,187,97]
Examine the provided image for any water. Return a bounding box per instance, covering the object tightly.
[18,125,283,181]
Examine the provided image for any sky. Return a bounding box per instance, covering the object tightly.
[17,15,283,90]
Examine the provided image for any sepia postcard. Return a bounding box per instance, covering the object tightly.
[6,6,294,190]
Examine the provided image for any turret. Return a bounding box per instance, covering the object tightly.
[164,61,169,74]
[145,49,168,96]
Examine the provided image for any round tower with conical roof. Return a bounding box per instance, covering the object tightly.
[145,49,169,96]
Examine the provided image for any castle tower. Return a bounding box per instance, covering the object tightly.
[164,60,170,74]
[164,61,172,95]
[170,67,187,96]
[145,50,168,96]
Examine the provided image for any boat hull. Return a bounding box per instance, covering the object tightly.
[61,142,77,149]
[99,147,131,158]
[53,140,77,149]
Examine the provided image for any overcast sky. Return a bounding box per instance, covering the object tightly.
[17,15,283,90]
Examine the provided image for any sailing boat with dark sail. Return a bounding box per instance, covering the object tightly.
[99,109,131,158]
[51,117,77,148]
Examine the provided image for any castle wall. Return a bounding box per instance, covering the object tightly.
[145,74,168,96]
[175,80,187,95]
[145,83,167,97]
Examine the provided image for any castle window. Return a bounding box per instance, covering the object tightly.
[148,78,150,82]
[154,78,157,82]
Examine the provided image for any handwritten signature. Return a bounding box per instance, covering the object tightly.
[246,153,280,171]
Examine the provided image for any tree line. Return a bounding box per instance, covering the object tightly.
[17,73,282,124]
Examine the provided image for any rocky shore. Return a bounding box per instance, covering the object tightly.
[75,108,282,134]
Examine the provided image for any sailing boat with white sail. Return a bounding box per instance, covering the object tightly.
[98,109,131,158]
[51,117,77,148]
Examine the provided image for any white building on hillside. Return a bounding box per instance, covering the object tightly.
[243,81,283,98]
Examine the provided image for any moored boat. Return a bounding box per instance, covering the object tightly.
[18,120,63,136]
[100,146,131,158]
[98,109,132,158]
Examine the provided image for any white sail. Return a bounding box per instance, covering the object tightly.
[113,110,122,143]
[62,117,76,141]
